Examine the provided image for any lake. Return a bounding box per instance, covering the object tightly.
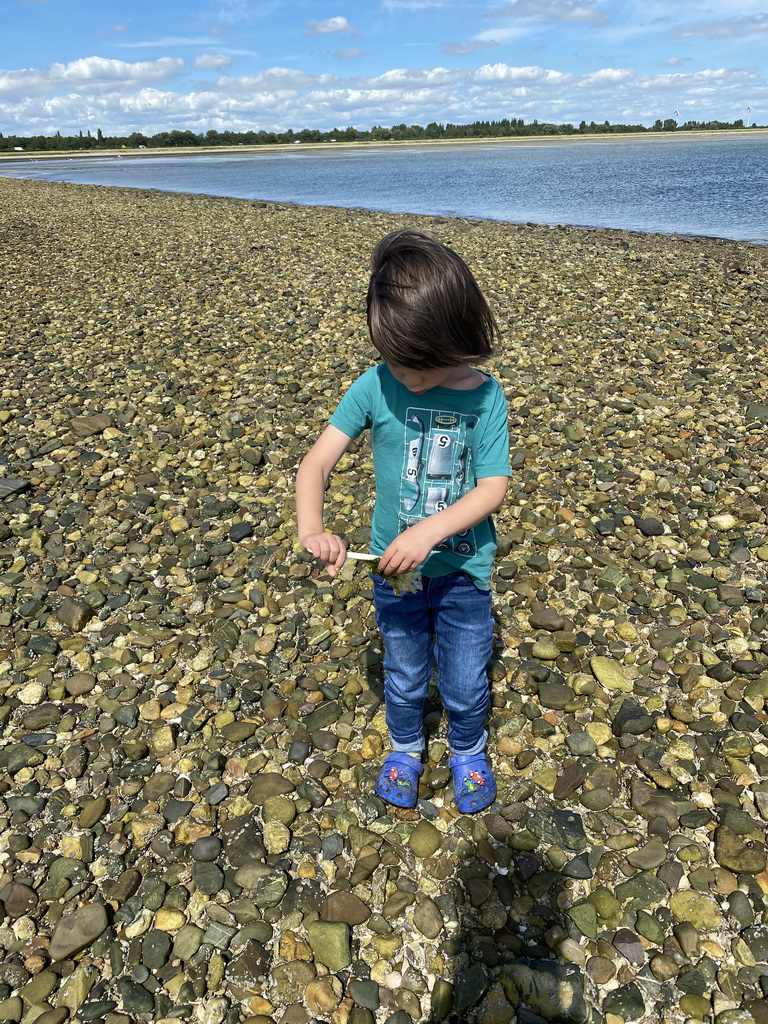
[2,134,766,244]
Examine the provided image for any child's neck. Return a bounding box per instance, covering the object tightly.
[441,365,488,390]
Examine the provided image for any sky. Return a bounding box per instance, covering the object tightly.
[1,0,765,137]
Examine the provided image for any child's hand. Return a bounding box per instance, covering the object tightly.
[301,532,348,577]
[378,525,434,577]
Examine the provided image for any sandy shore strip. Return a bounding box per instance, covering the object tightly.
[1,127,767,164]
[1,177,767,1024]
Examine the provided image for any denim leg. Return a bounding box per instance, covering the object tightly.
[372,576,432,753]
[430,574,493,756]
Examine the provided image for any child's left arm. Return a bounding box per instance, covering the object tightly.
[377,475,509,577]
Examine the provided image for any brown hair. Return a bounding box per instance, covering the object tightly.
[366,229,497,370]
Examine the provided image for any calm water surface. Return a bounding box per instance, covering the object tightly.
[2,135,766,243]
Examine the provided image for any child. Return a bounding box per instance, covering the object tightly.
[295,229,510,814]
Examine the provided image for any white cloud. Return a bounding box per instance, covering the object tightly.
[1,57,766,136]
[209,0,279,28]
[305,16,357,35]
[372,66,459,87]
[579,67,635,85]
[0,57,183,99]
[672,14,768,38]
[474,63,572,84]
[333,48,365,59]
[442,40,501,54]
[473,25,535,43]
[194,53,233,70]
[214,66,337,91]
[492,0,610,24]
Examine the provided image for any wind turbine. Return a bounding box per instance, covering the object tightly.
[746,105,752,127]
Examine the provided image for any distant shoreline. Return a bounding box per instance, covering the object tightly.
[1,127,767,163]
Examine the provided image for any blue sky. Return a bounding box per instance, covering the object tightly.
[1,0,766,136]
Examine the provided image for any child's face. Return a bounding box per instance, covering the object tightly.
[387,362,462,395]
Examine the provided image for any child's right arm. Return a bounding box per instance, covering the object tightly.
[296,424,355,577]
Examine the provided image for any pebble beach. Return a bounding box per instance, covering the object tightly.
[1,176,767,1024]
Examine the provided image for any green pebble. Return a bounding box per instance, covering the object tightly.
[409,820,443,859]
[262,795,297,825]
[306,921,351,971]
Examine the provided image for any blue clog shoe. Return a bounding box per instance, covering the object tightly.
[375,752,423,808]
[449,752,497,814]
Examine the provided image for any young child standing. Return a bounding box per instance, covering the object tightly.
[295,229,510,814]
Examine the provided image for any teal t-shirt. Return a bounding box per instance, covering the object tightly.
[330,364,511,589]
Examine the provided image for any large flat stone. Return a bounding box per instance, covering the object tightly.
[0,477,30,499]
[49,903,108,961]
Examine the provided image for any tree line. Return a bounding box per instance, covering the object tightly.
[0,117,762,152]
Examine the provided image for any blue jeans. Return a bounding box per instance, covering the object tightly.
[371,571,493,757]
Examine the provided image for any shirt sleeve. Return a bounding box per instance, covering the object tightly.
[329,369,374,440]
[474,380,511,478]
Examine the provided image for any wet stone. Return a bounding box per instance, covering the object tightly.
[349,980,380,1010]
[413,897,443,939]
[191,835,223,861]
[141,928,172,970]
[205,782,229,805]
[116,979,154,1014]
[742,924,768,961]
[626,839,667,870]
[603,982,645,1020]
[538,680,575,709]
[727,890,755,928]
[248,773,296,804]
[614,872,669,906]
[75,1000,118,1021]
[565,732,596,756]
[49,903,108,961]
[56,597,93,631]
[636,517,664,536]
[234,863,288,908]
[612,928,645,966]
[193,861,225,895]
[409,819,443,858]
[590,656,632,692]
[306,921,351,971]
[553,762,587,800]
[454,963,492,1015]
[528,805,587,851]
[719,805,761,835]
[226,943,271,1000]
[69,413,113,436]
[612,700,654,735]
[162,798,194,822]
[715,827,767,874]
[635,909,665,944]
[220,817,265,866]
[532,638,561,661]
[172,925,205,961]
[500,960,588,1022]
[320,891,371,925]
[674,921,701,959]
[4,882,38,918]
[203,921,237,950]
[529,608,567,631]
[0,477,30,499]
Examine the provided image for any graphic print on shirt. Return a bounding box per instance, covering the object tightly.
[399,408,477,558]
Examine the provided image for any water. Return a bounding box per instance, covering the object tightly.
[2,134,766,243]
